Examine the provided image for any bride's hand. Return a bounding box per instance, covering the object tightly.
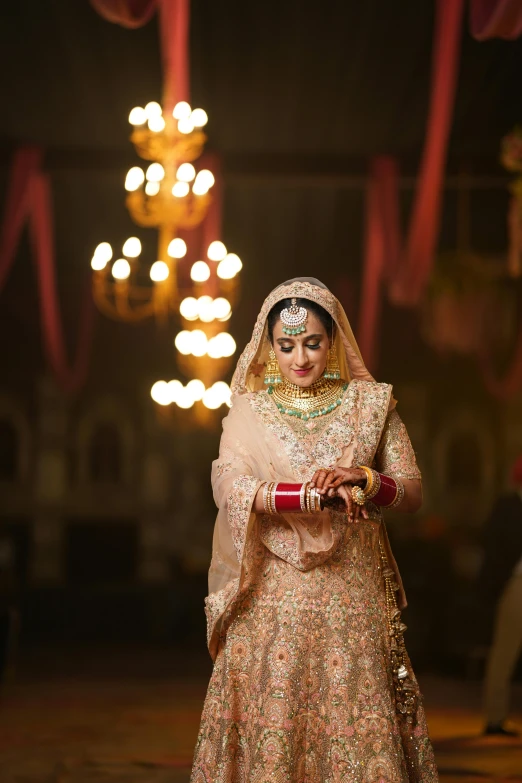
[313,467,368,523]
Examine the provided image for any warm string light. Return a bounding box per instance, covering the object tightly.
[151,379,231,409]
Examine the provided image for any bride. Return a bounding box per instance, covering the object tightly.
[190,277,438,783]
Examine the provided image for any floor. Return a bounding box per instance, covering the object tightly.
[0,647,520,783]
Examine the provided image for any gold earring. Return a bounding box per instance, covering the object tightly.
[264,348,282,385]
[324,344,341,380]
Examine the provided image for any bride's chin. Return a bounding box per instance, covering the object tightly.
[292,374,318,388]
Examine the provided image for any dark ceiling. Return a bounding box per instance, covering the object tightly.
[0,0,521,396]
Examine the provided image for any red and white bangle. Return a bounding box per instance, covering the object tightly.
[263,482,323,514]
[357,467,405,508]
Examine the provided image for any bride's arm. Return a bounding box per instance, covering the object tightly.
[375,409,423,514]
[314,409,423,516]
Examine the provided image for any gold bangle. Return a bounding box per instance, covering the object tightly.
[310,487,322,512]
[358,465,381,501]
[266,482,275,514]
[262,482,270,514]
[305,483,312,513]
[389,477,405,509]
[359,465,373,496]
[270,482,278,514]
[300,482,308,513]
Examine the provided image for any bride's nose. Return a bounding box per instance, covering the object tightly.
[294,344,309,366]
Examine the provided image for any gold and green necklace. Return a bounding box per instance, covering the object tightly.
[267,377,348,422]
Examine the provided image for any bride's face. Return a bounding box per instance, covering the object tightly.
[272,311,330,388]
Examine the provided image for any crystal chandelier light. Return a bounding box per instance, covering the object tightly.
[89,100,243,413]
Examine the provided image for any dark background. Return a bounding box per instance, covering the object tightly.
[0,0,521,677]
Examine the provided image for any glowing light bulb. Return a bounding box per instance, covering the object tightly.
[151,380,170,406]
[125,166,145,191]
[212,297,231,320]
[197,169,215,188]
[212,381,231,406]
[191,108,208,127]
[175,330,192,355]
[197,295,214,322]
[173,101,192,120]
[91,255,107,271]
[202,386,222,410]
[167,379,183,404]
[167,238,187,258]
[150,260,169,282]
[193,169,215,196]
[187,379,205,402]
[146,163,165,182]
[176,163,196,182]
[207,241,227,262]
[172,181,190,198]
[192,179,209,196]
[210,332,236,357]
[144,101,162,119]
[122,237,141,258]
[129,106,146,125]
[112,258,131,280]
[188,330,207,357]
[207,336,223,359]
[179,297,199,320]
[148,115,166,132]
[190,261,210,282]
[177,117,194,135]
[217,253,242,279]
[91,242,113,270]
[145,181,160,196]
[176,387,194,409]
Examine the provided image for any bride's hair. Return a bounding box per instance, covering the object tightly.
[267,297,335,343]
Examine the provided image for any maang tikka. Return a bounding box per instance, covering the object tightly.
[280,298,308,335]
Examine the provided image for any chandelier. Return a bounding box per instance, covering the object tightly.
[89,100,243,414]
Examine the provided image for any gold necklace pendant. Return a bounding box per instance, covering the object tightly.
[268,377,348,422]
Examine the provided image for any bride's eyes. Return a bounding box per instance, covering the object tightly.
[279,343,321,353]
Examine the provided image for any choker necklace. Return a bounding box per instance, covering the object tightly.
[268,377,348,421]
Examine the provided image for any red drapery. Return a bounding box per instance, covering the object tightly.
[0,148,94,394]
[470,0,522,398]
[91,0,189,112]
[358,0,465,368]
[90,0,157,28]
[470,0,522,40]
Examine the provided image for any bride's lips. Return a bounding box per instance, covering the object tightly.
[293,368,312,377]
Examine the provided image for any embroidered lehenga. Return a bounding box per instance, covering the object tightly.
[190,280,438,783]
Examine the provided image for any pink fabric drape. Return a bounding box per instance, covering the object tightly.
[90,0,157,28]
[29,172,95,394]
[470,0,522,40]
[471,0,522,397]
[0,148,94,393]
[157,0,189,113]
[0,147,42,293]
[90,0,189,111]
[358,0,465,369]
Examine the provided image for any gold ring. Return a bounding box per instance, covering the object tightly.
[351,486,366,506]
